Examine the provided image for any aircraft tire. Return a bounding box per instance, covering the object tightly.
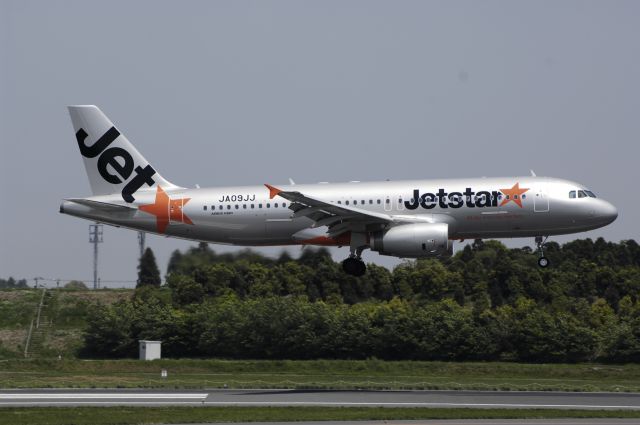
[538,256,550,268]
[343,258,366,276]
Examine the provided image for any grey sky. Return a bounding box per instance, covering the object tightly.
[1,1,639,287]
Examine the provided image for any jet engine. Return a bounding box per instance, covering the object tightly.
[370,223,452,258]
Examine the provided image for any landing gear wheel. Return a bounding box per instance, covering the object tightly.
[342,257,366,277]
[535,235,550,268]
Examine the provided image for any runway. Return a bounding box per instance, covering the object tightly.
[168,421,640,425]
[0,389,639,409]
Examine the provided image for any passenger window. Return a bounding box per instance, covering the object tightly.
[243,204,247,209]
[578,190,587,198]
[353,200,357,205]
[361,200,365,204]
[219,205,223,210]
[369,200,373,204]
[569,191,576,199]
[267,203,271,208]
[377,199,381,204]
[203,205,207,211]
[251,204,255,209]
[235,205,239,209]
[227,205,231,210]
[337,200,341,204]
[259,204,263,208]
[346,200,350,205]
[274,203,278,208]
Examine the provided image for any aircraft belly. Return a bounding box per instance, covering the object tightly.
[451,207,541,238]
[259,217,310,245]
[210,214,309,246]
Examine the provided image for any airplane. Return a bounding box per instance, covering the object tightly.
[60,106,618,276]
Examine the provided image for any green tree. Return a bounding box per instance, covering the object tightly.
[0,277,28,289]
[167,274,205,305]
[367,263,394,301]
[64,280,88,290]
[82,301,136,357]
[137,247,161,287]
[245,263,281,297]
[194,263,238,296]
[274,261,309,297]
[166,249,183,274]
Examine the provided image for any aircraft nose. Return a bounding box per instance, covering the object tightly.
[597,201,618,224]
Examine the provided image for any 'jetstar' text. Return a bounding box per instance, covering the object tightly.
[404,188,501,210]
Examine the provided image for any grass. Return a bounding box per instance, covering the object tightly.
[0,406,639,425]
[0,289,130,358]
[1,358,640,392]
[0,290,41,328]
[1,289,639,393]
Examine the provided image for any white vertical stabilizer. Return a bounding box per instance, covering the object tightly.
[68,105,181,201]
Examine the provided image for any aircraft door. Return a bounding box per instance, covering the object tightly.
[534,185,549,212]
[384,196,392,211]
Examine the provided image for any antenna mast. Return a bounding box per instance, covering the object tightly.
[89,223,103,289]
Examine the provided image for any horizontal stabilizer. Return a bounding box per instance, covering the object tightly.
[64,198,137,213]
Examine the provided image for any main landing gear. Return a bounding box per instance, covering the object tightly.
[342,243,367,277]
[535,235,550,268]
[342,256,366,277]
[342,234,368,277]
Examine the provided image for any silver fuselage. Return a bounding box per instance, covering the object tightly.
[61,176,618,250]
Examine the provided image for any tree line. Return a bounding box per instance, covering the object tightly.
[81,238,640,363]
[0,277,28,289]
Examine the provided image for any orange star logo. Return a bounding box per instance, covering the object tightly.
[499,182,529,208]
[139,186,193,233]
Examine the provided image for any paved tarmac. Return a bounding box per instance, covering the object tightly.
[0,389,639,409]
[170,421,640,425]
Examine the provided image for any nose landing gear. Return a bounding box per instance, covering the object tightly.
[535,235,550,268]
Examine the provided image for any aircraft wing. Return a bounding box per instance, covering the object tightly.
[265,184,392,238]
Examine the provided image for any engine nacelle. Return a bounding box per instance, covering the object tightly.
[370,223,452,258]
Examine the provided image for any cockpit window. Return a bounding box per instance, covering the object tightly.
[578,190,587,198]
[585,190,597,198]
[569,191,576,199]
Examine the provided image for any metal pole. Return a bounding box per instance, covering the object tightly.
[138,231,146,258]
[89,223,103,290]
[93,235,98,289]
